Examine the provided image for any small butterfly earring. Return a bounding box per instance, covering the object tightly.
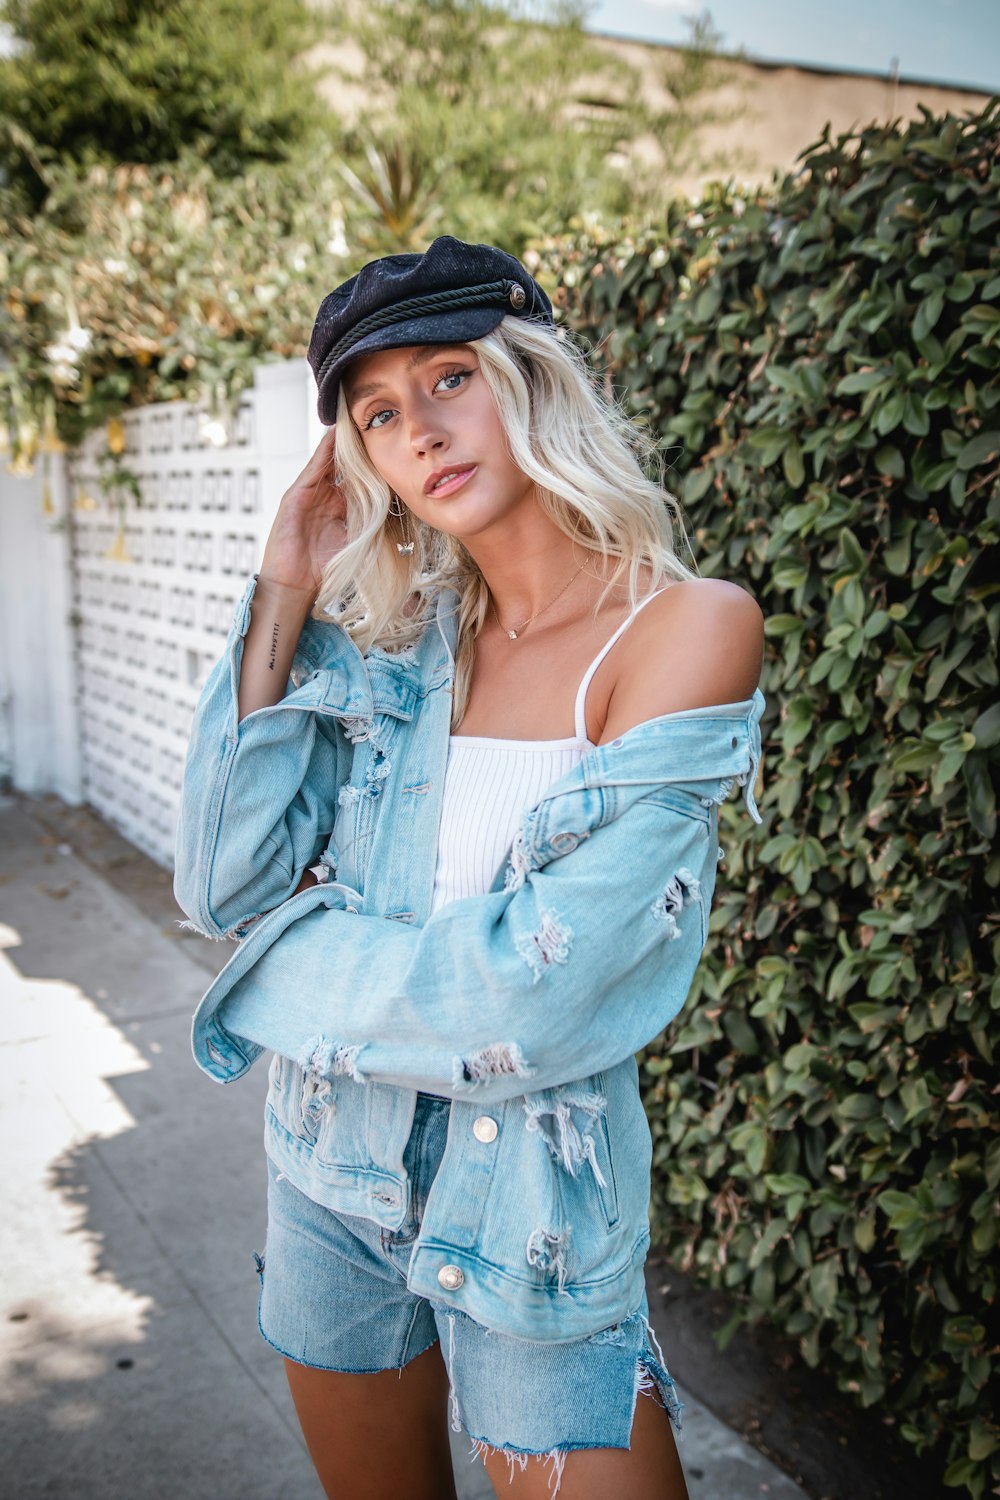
[389,494,415,556]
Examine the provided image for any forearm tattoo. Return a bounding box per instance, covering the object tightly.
[268,621,280,672]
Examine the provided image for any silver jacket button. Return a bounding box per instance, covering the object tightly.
[437,1264,465,1291]
[473,1115,498,1143]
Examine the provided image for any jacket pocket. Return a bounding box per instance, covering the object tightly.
[267,1053,330,1147]
[523,1077,621,1235]
[590,1073,621,1231]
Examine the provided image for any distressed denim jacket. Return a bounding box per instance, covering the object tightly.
[175,575,765,1342]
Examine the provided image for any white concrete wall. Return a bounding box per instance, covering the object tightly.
[0,453,83,804]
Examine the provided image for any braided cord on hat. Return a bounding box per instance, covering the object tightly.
[316,278,527,388]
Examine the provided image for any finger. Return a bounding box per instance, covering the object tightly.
[300,427,338,484]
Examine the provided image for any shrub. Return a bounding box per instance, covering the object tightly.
[0,0,330,203]
[0,151,351,458]
[541,99,1000,1496]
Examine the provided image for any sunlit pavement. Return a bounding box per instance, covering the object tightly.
[0,794,807,1500]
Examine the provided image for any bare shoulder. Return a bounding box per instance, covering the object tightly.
[600,577,764,743]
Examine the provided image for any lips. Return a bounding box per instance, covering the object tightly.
[424,464,478,496]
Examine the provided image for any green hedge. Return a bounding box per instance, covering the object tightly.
[542,100,999,1496]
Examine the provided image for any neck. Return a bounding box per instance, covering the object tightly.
[465,516,587,630]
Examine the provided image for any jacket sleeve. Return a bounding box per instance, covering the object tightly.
[173,580,351,939]
[195,785,717,1101]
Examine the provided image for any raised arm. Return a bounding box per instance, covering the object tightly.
[174,428,351,936]
[237,424,346,720]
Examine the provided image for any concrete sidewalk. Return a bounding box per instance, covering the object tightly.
[0,792,810,1500]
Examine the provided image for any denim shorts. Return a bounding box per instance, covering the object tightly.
[255,1091,681,1488]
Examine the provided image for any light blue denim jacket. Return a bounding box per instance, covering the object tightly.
[175,575,765,1342]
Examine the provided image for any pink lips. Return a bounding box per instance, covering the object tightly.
[424,464,478,497]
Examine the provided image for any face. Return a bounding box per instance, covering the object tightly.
[344,343,536,540]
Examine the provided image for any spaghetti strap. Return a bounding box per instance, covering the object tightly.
[573,588,671,743]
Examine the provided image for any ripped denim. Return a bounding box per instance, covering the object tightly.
[256,1093,681,1496]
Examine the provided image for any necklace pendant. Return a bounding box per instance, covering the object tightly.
[507,628,518,640]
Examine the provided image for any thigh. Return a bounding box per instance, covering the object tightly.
[285,1342,459,1500]
[441,1299,688,1500]
[478,1391,687,1500]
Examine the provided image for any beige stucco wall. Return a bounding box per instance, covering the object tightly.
[310,24,995,205]
[593,34,994,198]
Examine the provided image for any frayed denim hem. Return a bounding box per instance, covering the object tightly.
[463,1342,683,1498]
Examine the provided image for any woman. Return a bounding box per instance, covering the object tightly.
[175,236,765,1500]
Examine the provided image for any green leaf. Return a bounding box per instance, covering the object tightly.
[854,1214,877,1252]
[912,289,944,341]
[838,527,865,572]
[764,614,803,637]
[764,1173,812,1195]
[971,702,1000,750]
[747,427,790,467]
[874,444,905,478]
[749,1217,788,1269]
[902,392,930,437]
[873,390,905,435]
[968,1422,1000,1462]
[834,368,890,395]
[783,440,805,489]
[877,1189,920,1225]
[840,1093,880,1120]
[956,430,1000,471]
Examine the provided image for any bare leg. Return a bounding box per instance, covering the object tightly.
[479,1388,690,1500]
[284,1340,459,1500]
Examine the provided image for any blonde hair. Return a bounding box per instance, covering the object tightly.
[314,317,698,724]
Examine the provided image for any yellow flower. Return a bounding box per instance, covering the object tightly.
[103,526,134,563]
[106,417,127,455]
[40,408,66,455]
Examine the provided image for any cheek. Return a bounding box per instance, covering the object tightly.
[359,435,398,487]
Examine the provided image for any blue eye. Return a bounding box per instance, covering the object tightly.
[435,369,471,392]
[365,407,395,430]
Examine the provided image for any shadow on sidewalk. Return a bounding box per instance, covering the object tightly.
[0,796,323,1499]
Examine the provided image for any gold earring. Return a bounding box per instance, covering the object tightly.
[389,494,415,556]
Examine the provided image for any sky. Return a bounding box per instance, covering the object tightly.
[586,0,1000,93]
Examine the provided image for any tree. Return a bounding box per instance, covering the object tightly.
[329,0,748,254]
[0,0,332,205]
[333,0,736,253]
[644,8,752,185]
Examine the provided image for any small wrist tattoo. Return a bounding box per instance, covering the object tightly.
[268,621,280,672]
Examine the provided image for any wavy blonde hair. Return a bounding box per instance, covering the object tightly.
[314,316,698,724]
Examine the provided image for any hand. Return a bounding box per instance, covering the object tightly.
[258,426,349,599]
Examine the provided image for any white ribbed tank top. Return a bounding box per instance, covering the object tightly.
[428,589,667,915]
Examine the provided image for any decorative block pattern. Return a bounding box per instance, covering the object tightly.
[68,395,277,869]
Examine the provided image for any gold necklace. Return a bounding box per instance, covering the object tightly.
[490,564,585,641]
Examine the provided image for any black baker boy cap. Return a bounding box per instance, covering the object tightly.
[307,235,554,425]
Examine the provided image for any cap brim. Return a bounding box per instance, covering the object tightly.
[316,307,506,424]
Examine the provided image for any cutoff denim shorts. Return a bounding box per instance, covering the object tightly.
[256,1091,682,1485]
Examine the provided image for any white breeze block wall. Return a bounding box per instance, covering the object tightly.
[67,358,320,867]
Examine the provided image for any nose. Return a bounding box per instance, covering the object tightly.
[407,394,448,456]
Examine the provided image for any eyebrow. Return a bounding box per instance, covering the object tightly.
[347,345,472,406]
